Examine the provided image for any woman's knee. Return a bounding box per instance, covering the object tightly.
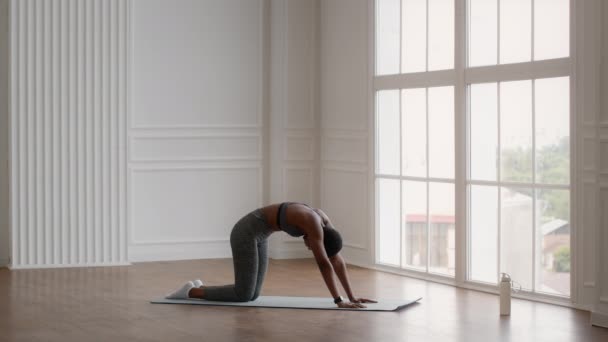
[234,288,255,302]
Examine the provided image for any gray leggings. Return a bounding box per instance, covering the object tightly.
[203,209,273,302]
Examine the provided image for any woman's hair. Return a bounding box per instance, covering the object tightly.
[323,226,343,257]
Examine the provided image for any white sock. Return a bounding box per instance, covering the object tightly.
[192,279,204,288]
[165,281,194,299]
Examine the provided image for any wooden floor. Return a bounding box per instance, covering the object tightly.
[0,259,606,342]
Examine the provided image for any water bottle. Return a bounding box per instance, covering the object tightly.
[499,273,511,316]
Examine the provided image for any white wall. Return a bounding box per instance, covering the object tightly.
[0,0,9,267]
[320,0,372,266]
[129,0,321,262]
[268,0,320,259]
[8,0,130,268]
[3,0,322,265]
[128,0,267,261]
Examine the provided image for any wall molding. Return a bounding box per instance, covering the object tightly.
[321,165,369,254]
[343,242,367,250]
[130,165,262,173]
[129,164,264,252]
[130,0,265,132]
[131,238,230,246]
[322,165,368,174]
[281,240,370,251]
[322,135,368,164]
[131,157,263,164]
[130,134,262,163]
[282,166,314,195]
[128,165,264,247]
[282,0,316,131]
[130,123,263,130]
[322,133,368,140]
[9,262,131,270]
[269,243,311,260]
[284,135,315,161]
[130,132,262,139]
[129,241,232,262]
[322,128,368,136]
[281,242,370,252]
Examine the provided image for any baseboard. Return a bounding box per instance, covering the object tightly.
[343,258,374,270]
[340,245,372,268]
[129,241,232,262]
[591,310,608,328]
[9,262,131,270]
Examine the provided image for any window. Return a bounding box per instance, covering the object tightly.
[375,0,456,277]
[374,0,571,297]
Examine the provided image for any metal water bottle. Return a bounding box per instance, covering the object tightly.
[500,273,511,316]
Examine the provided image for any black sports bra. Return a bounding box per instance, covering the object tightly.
[276,202,313,237]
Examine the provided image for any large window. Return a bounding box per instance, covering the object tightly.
[375,0,571,297]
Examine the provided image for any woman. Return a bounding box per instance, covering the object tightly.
[165,202,377,309]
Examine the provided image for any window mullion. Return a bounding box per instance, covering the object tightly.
[531,79,537,293]
[455,0,467,284]
[399,89,403,268]
[463,58,571,85]
[425,87,430,274]
[497,82,502,283]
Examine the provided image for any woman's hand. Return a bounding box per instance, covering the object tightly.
[337,301,367,309]
[349,297,378,304]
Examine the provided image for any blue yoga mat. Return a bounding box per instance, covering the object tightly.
[151,296,421,311]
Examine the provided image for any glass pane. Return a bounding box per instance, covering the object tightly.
[500,0,531,64]
[376,0,400,75]
[429,182,455,276]
[377,90,400,175]
[402,88,427,177]
[402,180,427,270]
[470,185,498,284]
[500,80,532,182]
[536,189,570,296]
[470,83,498,181]
[535,77,570,185]
[534,0,569,60]
[429,86,454,179]
[501,187,533,290]
[469,0,497,67]
[402,0,426,73]
[378,178,401,266]
[428,0,454,71]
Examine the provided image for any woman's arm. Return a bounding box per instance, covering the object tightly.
[301,213,365,308]
[330,253,377,304]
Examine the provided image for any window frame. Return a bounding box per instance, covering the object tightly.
[371,0,575,302]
